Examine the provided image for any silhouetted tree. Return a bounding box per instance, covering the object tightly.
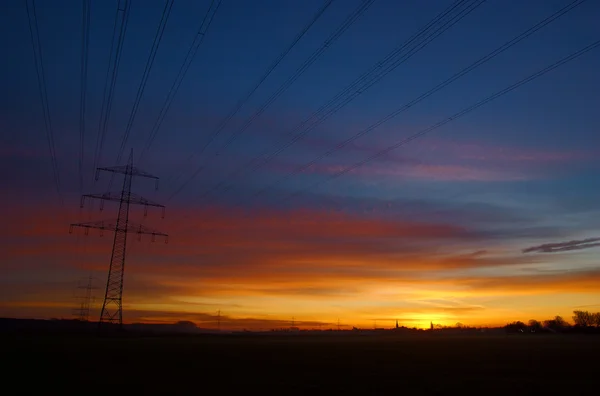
[572,310,594,327]
[543,315,568,332]
[175,320,197,328]
[528,320,542,332]
[505,321,527,333]
[593,312,600,327]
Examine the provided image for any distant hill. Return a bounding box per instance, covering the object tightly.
[0,317,216,335]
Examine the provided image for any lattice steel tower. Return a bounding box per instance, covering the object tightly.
[73,274,97,322]
[70,150,168,327]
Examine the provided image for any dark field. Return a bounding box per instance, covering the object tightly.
[4,333,600,394]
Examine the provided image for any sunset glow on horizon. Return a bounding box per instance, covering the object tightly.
[3,194,600,330]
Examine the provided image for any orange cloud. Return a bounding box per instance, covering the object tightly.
[2,200,599,329]
[455,268,600,295]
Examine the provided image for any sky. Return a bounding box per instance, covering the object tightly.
[1,0,600,330]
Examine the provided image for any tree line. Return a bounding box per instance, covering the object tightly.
[505,310,600,333]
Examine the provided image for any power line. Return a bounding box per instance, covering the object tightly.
[279,39,600,206]
[215,0,376,156]
[79,0,91,196]
[138,0,222,166]
[25,0,63,205]
[220,0,466,158]
[74,0,92,269]
[179,0,483,204]
[237,0,484,199]
[166,0,482,228]
[91,0,131,184]
[160,0,334,180]
[107,0,175,191]
[166,0,377,201]
[183,36,598,235]
[248,0,587,203]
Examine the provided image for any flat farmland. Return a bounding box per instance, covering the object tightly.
[3,333,599,394]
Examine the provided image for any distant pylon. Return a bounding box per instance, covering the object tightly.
[73,274,97,321]
[70,149,168,328]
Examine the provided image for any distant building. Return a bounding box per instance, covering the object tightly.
[430,321,433,330]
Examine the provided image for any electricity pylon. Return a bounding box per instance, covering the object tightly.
[73,274,97,322]
[70,150,168,328]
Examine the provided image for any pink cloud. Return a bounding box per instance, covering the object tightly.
[295,134,592,165]
[363,163,529,182]
[320,163,528,181]
[265,137,594,182]
[419,138,593,164]
[267,159,531,182]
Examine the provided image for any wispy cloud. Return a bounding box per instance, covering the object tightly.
[0,200,560,279]
[265,137,596,183]
[296,136,593,165]
[300,162,529,182]
[423,138,593,164]
[522,237,600,254]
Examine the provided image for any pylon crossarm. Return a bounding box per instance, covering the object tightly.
[70,219,114,234]
[70,219,167,240]
[96,165,160,190]
[81,192,165,209]
[96,165,158,179]
[127,221,169,243]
